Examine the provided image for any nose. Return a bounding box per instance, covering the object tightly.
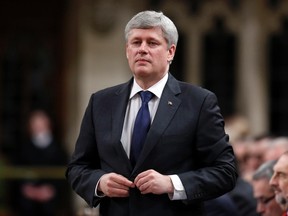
[138,42,148,54]
[269,174,276,187]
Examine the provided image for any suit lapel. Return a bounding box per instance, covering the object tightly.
[134,74,182,171]
[110,79,133,168]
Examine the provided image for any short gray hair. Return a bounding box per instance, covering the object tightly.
[124,10,178,48]
[252,159,277,181]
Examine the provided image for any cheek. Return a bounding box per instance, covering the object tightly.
[280,180,288,191]
[154,52,167,64]
[126,49,132,59]
[126,47,135,58]
[126,52,135,66]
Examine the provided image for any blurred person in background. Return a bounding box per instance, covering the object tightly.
[204,193,241,216]
[13,110,68,216]
[233,136,269,183]
[205,174,259,216]
[252,159,284,216]
[264,137,288,161]
[244,136,269,183]
[270,151,288,216]
[205,139,258,216]
[224,114,251,144]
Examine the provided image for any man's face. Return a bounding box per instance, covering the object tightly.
[126,27,176,88]
[253,178,283,216]
[270,155,288,200]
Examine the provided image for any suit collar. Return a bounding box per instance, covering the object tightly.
[115,73,180,95]
[130,73,169,99]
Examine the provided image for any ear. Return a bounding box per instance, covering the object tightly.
[167,44,176,62]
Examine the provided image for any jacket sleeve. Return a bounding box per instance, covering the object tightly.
[65,94,106,207]
[179,91,238,202]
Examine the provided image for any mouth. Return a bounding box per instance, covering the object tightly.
[136,58,150,63]
[274,190,282,195]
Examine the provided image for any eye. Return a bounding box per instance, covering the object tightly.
[148,41,158,46]
[130,40,141,46]
[279,172,287,178]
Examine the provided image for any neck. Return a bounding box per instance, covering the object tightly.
[134,72,168,90]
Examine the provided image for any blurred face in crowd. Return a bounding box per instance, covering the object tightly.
[29,111,51,136]
[264,138,288,161]
[270,154,288,201]
[126,27,176,89]
[253,178,283,216]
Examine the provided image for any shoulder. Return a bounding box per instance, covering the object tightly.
[94,81,131,96]
[168,73,214,98]
[180,81,212,95]
[166,74,218,106]
[177,80,217,102]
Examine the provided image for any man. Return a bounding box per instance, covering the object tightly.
[252,160,284,216]
[270,151,288,215]
[66,10,237,216]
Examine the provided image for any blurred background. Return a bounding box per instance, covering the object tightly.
[1,0,288,215]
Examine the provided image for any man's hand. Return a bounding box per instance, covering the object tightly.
[134,169,174,195]
[98,173,135,197]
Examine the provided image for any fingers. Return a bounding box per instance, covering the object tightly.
[99,173,135,197]
[99,170,173,197]
[134,169,173,195]
[134,170,157,194]
[134,170,151,188]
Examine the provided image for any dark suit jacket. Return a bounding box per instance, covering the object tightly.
[229,177,258,216]
[204,177,258,216]
[66,74,238,216]
[204,194,241,216]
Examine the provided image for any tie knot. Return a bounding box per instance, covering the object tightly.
[139,91,154,104]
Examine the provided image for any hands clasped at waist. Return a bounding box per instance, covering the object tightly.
[98,169,173,197]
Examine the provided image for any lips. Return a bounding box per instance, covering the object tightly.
[136,58,150,63]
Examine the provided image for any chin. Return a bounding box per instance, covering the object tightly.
[134,70,151,77]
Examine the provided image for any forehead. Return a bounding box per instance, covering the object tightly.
[127,27,164,40]
[274,155,288,172]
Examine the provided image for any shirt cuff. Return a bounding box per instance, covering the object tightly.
[168,175,187,200]
[95,178,105,198]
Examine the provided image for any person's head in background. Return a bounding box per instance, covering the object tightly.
[252,159,284,216]
[233,137,267,183]
[27,109,53,148]
[264,137,288,162]
[270,151,288,213]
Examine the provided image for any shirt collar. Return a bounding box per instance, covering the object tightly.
[130,73,169,99]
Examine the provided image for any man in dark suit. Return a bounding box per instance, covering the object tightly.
[66,10,237,216]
